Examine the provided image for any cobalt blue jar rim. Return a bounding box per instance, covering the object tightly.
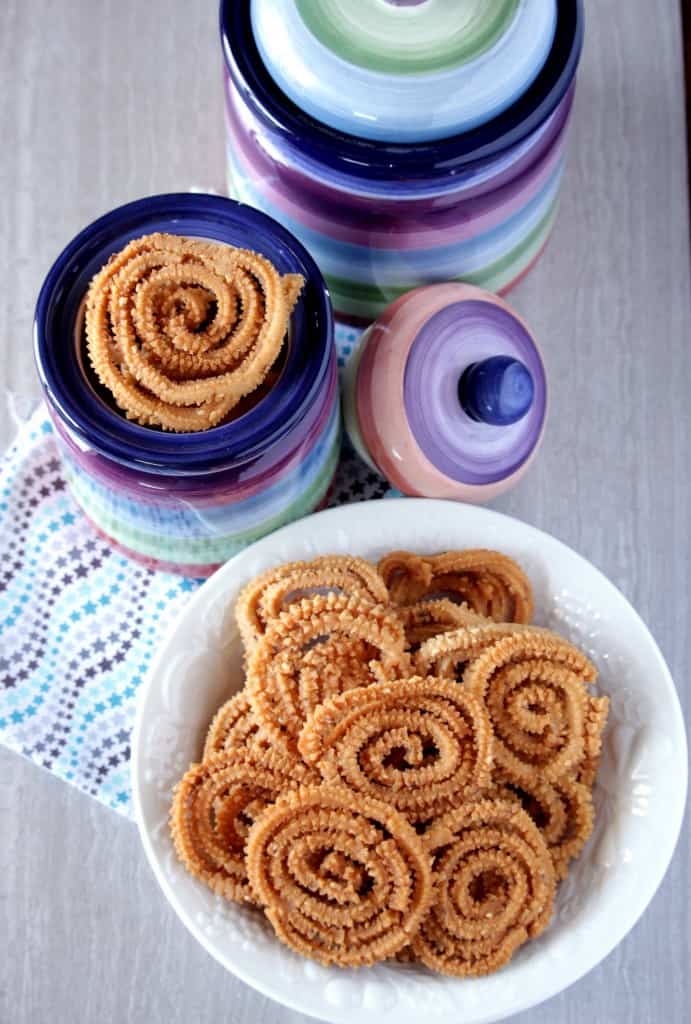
[34,192,334,475]
[220,0,583,182]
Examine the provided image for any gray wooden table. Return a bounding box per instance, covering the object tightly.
[1,1,690,1022]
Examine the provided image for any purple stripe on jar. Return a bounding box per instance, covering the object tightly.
[403,300,546,484]
[225,71,575,209]
[50,355,338,507]
[228,83,569,250]
[33,191,340,572]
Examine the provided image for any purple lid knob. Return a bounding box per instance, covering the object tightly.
[458,355,534,426]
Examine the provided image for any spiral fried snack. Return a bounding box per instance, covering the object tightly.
[299,678,493,818]
[577,695,610,788]
[378,550,533,623]
[247,593,410,752]
[202,692,270,761]
[463,632,598,783]
[412,799,555,976]
[414,621,536,680]
[85,232,304,431]
[235,555,389,650]
[498,772,594,880]
[398,599,490,650]
[170,750,312,903]
[246,785,433,966]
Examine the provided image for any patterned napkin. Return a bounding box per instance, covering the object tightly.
[0,326,393,818]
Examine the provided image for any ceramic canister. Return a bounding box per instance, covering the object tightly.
[221,0,584,324]
[34,194,340,577]
[342,283,547,501]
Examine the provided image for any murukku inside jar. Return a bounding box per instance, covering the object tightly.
[34,193,340,576]
[80,231,303,432]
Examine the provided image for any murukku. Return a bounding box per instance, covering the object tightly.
[398,599,490,651]
[576,695,610,787]
[246,593,410,752]
[414,621,537,680]
[378,549,534,623]
[298,678,493,818]
[497,772,594,880]
[412,798,555,976]
[170,749,313,903]
[169,547,610,977]
[463,632,598,783]
[378,551,434,605]
[245,785,433,966]
[85,232,303,431]
[202,691,270,761]
[235,555,389,650]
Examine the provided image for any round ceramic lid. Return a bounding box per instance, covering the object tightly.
[251,0,557,143]
[346,284,547,498]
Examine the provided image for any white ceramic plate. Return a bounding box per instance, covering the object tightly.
[131,499,687,1024]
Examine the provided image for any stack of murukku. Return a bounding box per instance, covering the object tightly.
[170,548,609,976]
[85,232,304,432]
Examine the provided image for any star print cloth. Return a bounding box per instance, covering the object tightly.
[0,325,394,818]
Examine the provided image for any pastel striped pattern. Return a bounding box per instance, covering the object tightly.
[57,398,341,575]
[252,0,557,141]
[296,0,519,73]
[223,0,582,324]
[226,71,568,323]
[343,283,547,502]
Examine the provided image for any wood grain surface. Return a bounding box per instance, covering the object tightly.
[1,1,690,1022]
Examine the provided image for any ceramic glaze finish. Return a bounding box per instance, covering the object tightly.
[131,500,687,1024]
[222,0,582,175]
[221,1,583,322]
[343,284,546,499]
[33,194,340,576]
[458,355,535,425]
[252,0,557,142]
[3,1,691,1022]
[225,80,569,323]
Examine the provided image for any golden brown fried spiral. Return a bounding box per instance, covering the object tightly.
[463,632,598,783]
[378,550,533,623]
[412,798,555,976]
[168,547,610,978]
[85,232,303,431]
[235,555,389,650]
[378,551,434,604]
[398,599,490,651]
[170,750,312,903]
[414,621,537,680]
[246,593,410,752]
[245,785,433,966]
[497,772,594,880]
[298,677,493,818]
[576,695,610,787]
[202,692,270,761]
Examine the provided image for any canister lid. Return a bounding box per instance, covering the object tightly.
[346,283,547,501]
[251,0,557,142]
[222,0,583,178]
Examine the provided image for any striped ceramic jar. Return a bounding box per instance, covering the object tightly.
[34,194,340,576]
[221,0,583,324]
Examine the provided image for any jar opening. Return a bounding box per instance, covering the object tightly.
[72,293,292,432]
[34,193,334,474]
